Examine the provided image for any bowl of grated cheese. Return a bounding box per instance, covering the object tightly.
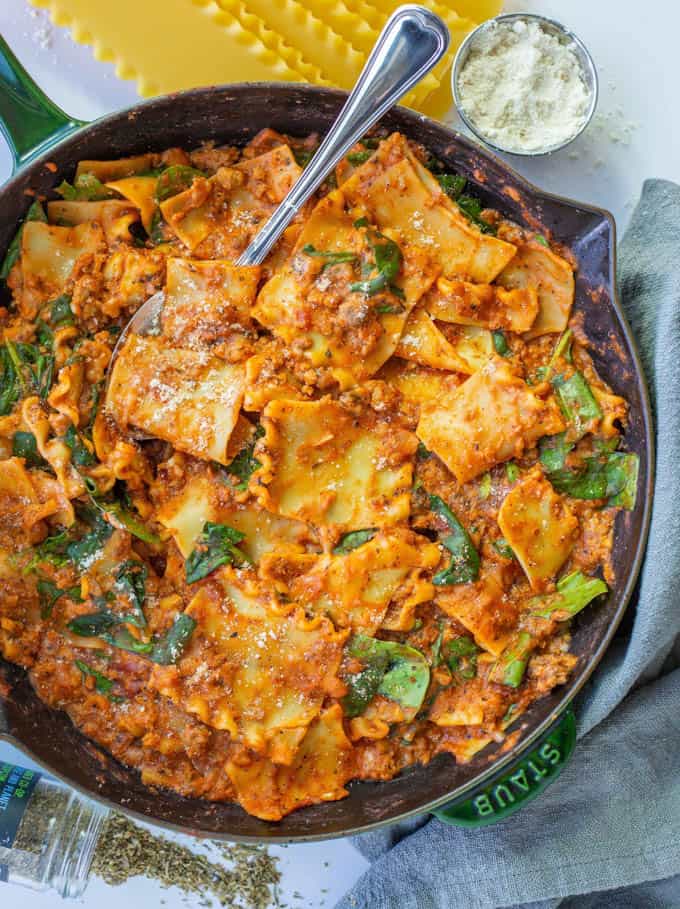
[452,13,598,156]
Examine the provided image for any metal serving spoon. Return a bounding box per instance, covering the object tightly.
[105,4,450,399]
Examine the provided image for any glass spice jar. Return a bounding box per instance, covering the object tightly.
[0,761,108,898]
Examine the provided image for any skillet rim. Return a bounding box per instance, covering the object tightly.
[0,82,655,842]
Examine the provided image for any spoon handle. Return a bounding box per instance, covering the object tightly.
[237,4,449,266]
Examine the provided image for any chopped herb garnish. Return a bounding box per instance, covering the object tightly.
[429,494,480,586]
[333,529,376,554]
[185,522,251,584]
[534,234,550,247]
[353,216,369,229]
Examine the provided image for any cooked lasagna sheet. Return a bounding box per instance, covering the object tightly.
[253,396,417,527]
[106,334,245,463]
[0,128,632,823]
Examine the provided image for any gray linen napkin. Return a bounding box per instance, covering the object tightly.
[336,179,680,909]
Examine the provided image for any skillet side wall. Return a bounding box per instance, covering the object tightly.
[0,84,652,841]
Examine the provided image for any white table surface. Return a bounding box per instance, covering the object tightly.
[0,0,678,906]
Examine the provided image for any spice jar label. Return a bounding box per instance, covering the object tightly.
[0,764,41,849]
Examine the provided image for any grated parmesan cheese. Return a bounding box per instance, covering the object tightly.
[457,18,591,153]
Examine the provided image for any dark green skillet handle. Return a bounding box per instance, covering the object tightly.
[433,708,576,828]
[0,35,86,172]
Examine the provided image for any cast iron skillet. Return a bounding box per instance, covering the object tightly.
[0,47,653,841]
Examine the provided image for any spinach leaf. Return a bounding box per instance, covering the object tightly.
[536,330,573,383]
[342,635,430,718]
[443,635,479,680]
[185,522,250,584]
[225,425,264,491]
[37,578,81,618]
[75,660,124,702]
[350,231,402,296]
[430,494,480,586]
[505,462,520,483]
[67,609,118,637]
[69,607,194,665]
[35,320,54,348]
[346,150,373,165]
[66,513,113,571]
[302,244,357,269]
[0,200,47,281]
[436,173,466,200]
[148,209,167,244]
[63,423,97,467]
[56,174,112,201]
[547,451,638,508]
[333,529,376,555]
[148,614,197,665]
[456,195,496,235]
[292,147,316,168]
[539,431,573,471]
[114,560,147,628]
[4,339,54,403]
[88,483,161,544]
[154,165,205,203]
[23,530,71,573]
[492,537,516,560]
[12,431,46,468]
[552,372,602,436]
[416,441,431,460]
[353,216,369,229]
[492,330,510,356]
[608,452,639,509]
[530,570,607,619]
[376,302,403,314]
[49,293,75,327]
[495,631,534,688]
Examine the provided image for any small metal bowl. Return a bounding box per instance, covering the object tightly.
[451,13,599,157]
